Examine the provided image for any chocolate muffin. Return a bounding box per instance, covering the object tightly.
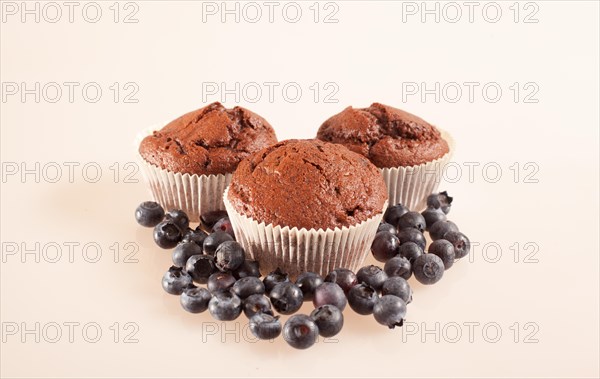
[227,139,388,230]
[139,102,277,176]
[316,103,449,168]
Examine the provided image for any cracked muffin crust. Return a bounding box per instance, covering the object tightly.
[316,103,449,168]
[139,102,277,176]
[227,139,388,230]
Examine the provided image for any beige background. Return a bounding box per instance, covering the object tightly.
[1,1,599,378]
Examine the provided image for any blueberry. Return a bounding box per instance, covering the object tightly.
[232,277,265,299]
[162,266,193,295]
[421,207,447,230]
[208,291,242,321]
[398,242,424,263]
[249,313,282,340]
[397,211,426,232]
[180,287,212,313]
[313,282,347,311]
[397,228,426,250]
[444,231,470,259]
[428,239,456,269]
[373,295,407,328]
[243,294,273,318]
[181,228,208,247]
[295,272,324,301]
[207,272,236,293]
[263,268,290,294]
[153,221,183,249]
[135,201,164,227]
[269,282,303,315]
[384,256,412,280]
[356,265,388,292]
[185,254,217,284]
[172,241,203,267]
[212,217,235,238]
[233,260,261,279]
[310,304,344,337]
[413,254,445,285]
[381,277,412,304]
[371,231,400,263]
[324,268,357,294]
[427,191,453,214]
[215,241,245,272]
[203,231,234,255]
[283,315,319,349]
[377,222,397,235]
[201,210,229,228]
[426,192,442,208]
[164,209,189,231]
[347,283,378,315]
[429,220,459,240]
[384,204,409,226]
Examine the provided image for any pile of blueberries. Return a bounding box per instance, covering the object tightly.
[372,191,470,285]
[134,190,469,349]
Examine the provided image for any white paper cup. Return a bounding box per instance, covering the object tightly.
[381,130,454,212]
[224,189,387,278]
[134,128,231,220]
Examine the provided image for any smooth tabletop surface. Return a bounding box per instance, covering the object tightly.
[1,1,599,378]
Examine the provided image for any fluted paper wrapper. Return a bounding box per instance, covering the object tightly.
[134,128,231,220]
[381,130,454,211]
[224,189,387,278]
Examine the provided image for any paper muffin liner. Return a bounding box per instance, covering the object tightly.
[224,189,387,278]
[134,127,232,221]
[381,130,455,212]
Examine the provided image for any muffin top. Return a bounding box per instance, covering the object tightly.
[139,102,277,175]
[227,139,388,230]
[317,103,449,168]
